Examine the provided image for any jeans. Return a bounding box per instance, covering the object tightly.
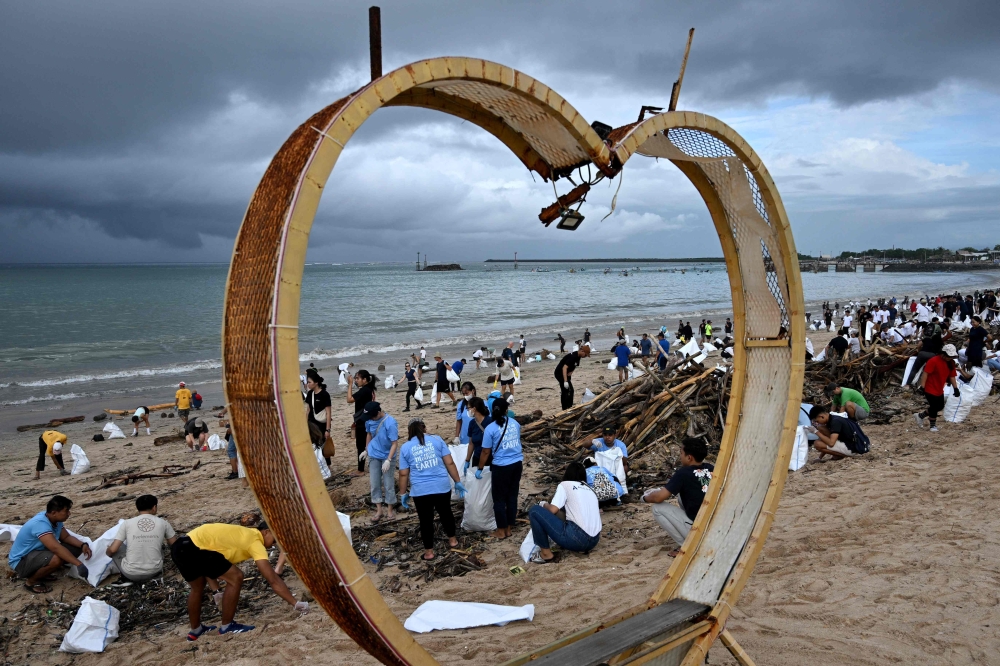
[528,505,600,553]
[988,357,1000,372]
[559,378,574,409]
[369,457,397,505]
[490,461,522,530]
[412,492,456,549]
[651,500,692,548]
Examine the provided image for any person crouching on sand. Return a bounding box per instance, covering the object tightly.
[398,418,465,561]
[184,417,209,452]
[642,438,714,556]
[528,462,602,563]
[170,521,308,640]
[35,430,69,479]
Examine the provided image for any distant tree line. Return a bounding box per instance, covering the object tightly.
[797,245,1000,261]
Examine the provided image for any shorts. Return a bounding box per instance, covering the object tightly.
[14,549,56,579]
[850,404,869,420]
[170,536,233,582]
[500,378,514,386]
[226,434,238,460]
[177,409,190,421]
[828,441,854,457]
[436,380,451,393]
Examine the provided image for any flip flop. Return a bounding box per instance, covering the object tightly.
[25,582,52,594]
[370,516,382,524]
[421,553,436,562]
[538,552,562,564]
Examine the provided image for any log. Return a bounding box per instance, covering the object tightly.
[16,416,86,432]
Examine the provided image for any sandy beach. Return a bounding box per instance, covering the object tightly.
[2,322,999,666]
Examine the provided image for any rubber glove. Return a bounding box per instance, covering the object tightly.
[954,387,961,398]
[381,459,391,473]
[475,468,483,480]
[75,563,89,580]
[400,493,410,510]
[463,461,470,476]
[454,481,468,499]
[452,436,460,445]
[294,601,310,614]
[563,382,570,390]
[358,451,367,463]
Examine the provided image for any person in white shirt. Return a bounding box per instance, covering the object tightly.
[527,462,601,563]
[106,494,177,582]
[131,406,151,437]
[916,299,932,325]
[880,324,905,346]
[472,347,485,369]
[842,311,854,330]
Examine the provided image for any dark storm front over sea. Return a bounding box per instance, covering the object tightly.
[2,262,999,431]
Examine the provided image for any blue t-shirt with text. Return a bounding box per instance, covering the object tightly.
[365,415,399,460]
[399,434,453,496]
[482,418,523,467]
[456,402,474,445]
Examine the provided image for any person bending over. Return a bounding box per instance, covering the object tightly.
[170,521,307,640]
[35,430,69,479]
[8,495,92,594]
[131,406,151,436]
[808,405,858,460]
[642,438,714,556]
[554,345,590,409]
[528,462,602,563]
[184,417,209,453]
[106,494,177,582]
[824,383,870,421]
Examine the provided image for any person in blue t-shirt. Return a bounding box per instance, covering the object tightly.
[640,334,653,358]
[590,425,629,474]
[453,382,476,448]
[476,397,522,539]
[450,359,465,391]
[463,397,493,476]
[360,402,400,523]
[656,332,671,372]
[614,342,631,383]
[398,419,466,561]
[9,495,92,594]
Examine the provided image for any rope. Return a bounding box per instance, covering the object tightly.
[310,126,345,148]
[600,167,624,222]
[340,572,368,588]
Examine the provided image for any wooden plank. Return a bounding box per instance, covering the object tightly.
[720,630,757,666]
[744,338,790,348]
[526,600,709,666]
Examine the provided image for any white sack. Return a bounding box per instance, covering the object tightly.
[59,597,119,653]
[865,321,874,342]
[339,371,348,386]
[789,426,808,472]
[628,365,645,379]
[813,349,827,362]
[513,368,522,385]
[519,531,538,563]
[808,322,817,331]
[0,524,21,543]
[594,448,627,494]
[66,521,123,586]
[404,600,534,634]
[546,353,556,360]
[702,343,717,354]
[901,357,917,386]
[70,444,91,475]
[414,386,424,402]
[607,358,618,370]
[678,338,701,358]
[580,388,596,404]
[805,338,815,357]
[102,422,125,439]
[430,384,452,404]
[446,369,460,383]
[315,447,332,480]
[448,443,469,499]
[692,353,708,364]
[384,375,396,389]
[207,434,224,451]
[461,467,497,532]
[337,511,352,544]
[237,451,246,479]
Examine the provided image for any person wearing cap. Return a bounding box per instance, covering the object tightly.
[131,406,151,437]
[170,520,308,640]
[175,382,193,422]
[590,426,629,473]
[825,383,870,421]
[432,353,456,408]
[34,430,70,479]
[398,418,466,561]
[357,402,399,523]
[184,417,209,453]
[914,344,961,433]
[478,396,523,539]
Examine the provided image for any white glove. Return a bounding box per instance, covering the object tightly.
[381,459,390,473]
[452,437,460,445]
[213,591,224,607]
[358,451,367,463]
[563,382,569,389]
[294,601,309,614]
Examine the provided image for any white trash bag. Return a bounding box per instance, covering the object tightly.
[66,522,123,586]
[678,339,701,358]
[339,371,349,386]
[461,467,497,532]
[337,511,352,544]
[448,443,469,499]
[520,530,538,563]
[414,386,424,402]
[580,388,596,404]
[446,369,460,383]
[102,422,125,439]
[513,368,522,385]
[315,447,332,480]
[207,434,224,451]
[594,448,628,494]
[70,444,91,475]
[607,358,618,370]
[0,524,21,543]
[546,353,556,360]
[60,597,120,653]
[789,426,808,472]
[384,375,396,389]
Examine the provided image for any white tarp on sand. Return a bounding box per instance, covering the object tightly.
[404,600,534,633]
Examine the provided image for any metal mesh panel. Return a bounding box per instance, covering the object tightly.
[676,346,791,604]
[426,81,589,169]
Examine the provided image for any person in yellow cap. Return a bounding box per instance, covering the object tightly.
[175,382,193,421]
[35,430,69,480]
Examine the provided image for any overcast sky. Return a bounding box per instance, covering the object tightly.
[2,0,999,264]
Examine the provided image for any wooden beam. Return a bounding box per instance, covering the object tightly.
[368,6,382,81]
[720,630,757,666]
[668,28,695,112]
[744,338,790,348]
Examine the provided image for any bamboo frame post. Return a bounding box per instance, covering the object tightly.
[668,27,695,111]
[720,630,757,666]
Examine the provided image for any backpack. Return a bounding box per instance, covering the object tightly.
[589,469,619,501]
[844,419,870,454]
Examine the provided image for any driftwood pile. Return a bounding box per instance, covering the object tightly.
[521,364,732,487]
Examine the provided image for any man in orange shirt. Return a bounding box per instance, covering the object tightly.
[914,344,961,432]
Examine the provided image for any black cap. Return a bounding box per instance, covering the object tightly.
[602,425,616,434]
[354,401,381,422]
[257,521,269,531]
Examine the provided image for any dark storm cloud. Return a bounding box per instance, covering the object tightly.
[1,0,999,259]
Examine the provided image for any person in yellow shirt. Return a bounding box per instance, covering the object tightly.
[175,382,193,421]
[170,521,308,640]
[35,430,69,480]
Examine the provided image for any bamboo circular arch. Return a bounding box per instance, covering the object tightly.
[223,57,804,666]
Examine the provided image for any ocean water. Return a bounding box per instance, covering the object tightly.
[2,262,998,428]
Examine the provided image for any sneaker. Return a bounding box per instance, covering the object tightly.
[219,622,255,635]
[402,407,411,412]
[913,413,924,428]
[225,472,238,480]
[930,426,939,432]
[187,624,217,641]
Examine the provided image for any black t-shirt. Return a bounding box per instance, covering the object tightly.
[944,301,957,318]
[305,389,332,423]
[184,418,208,436]
[502,348,513,361]
[827,414,855,447]
[436,361,448,382]
[405,368,417,384]
[554,352,581,381]
[968,326,987,357]
[352,383,375,414]
[828,336,849,356]
[666,463,715,521]
[583,331,591,342]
